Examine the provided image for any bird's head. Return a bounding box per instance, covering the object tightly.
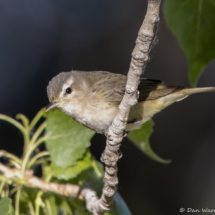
[46,71,86,115]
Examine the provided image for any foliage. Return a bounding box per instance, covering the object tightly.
[164,0,215,86]
[46,109,94,168]
[0,197,12,215]
[128,120,171,164]
[0,109,131,215]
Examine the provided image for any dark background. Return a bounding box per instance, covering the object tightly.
[0,0,215,214]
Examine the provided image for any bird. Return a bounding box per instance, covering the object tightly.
[46,70,215,134]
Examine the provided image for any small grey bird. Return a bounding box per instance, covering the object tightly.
[46,71,215,134]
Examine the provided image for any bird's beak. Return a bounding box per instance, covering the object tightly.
[46,102,59,112]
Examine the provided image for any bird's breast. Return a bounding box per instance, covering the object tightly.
[77,106,118,133]
[60,101,118,133]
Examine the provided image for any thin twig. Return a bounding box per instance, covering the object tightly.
[22,135,47,175]
[0,150,22,165]
[27,151,50,168]
[81,1,162,214]
[0,162,98,215]
[29,121,47,146]
[0,114,26,137]
[0,163,80,197]
[0,162,96,201]
[15,188,21,215]
[29,107,46,131]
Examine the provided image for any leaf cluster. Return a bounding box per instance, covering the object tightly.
[0,109,131,215]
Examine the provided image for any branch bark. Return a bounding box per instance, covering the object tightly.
[81,0,162,214]
[0,163,98,200]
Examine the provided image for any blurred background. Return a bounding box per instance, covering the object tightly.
[0,0,215,214]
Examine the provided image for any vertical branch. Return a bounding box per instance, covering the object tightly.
[81,0,162,214]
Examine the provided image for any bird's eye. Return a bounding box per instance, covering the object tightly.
[66,88,72,94]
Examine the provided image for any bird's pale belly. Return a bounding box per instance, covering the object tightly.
[76,107,118,133]
[60,102,119,133]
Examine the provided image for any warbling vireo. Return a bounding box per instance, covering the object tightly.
[46,71,215,133]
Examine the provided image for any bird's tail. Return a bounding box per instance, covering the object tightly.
[126,86,215,132]
[180,87,215,95]
[159,86,215,108]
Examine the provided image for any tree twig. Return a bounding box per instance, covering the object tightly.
[0,163,96,200]
[81,0,162,214]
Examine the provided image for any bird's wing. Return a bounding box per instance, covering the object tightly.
[91,72,127,106]
[90,72,184,105]
[138,79,184,102]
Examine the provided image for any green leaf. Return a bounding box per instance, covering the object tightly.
[91,158,104,179]
[43,194,60,215]
[128,120,171,164]
[164,0,215,86]
[8,205,14,215]
[51,151,92,180]
[78,169,104,195]
[0,197,12,215]
[66,198,92,215]
[58,200,74,215]
[46,109,95,168]
[20,188,37,215]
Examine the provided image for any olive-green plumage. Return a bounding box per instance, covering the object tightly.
[47,70,215,133]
